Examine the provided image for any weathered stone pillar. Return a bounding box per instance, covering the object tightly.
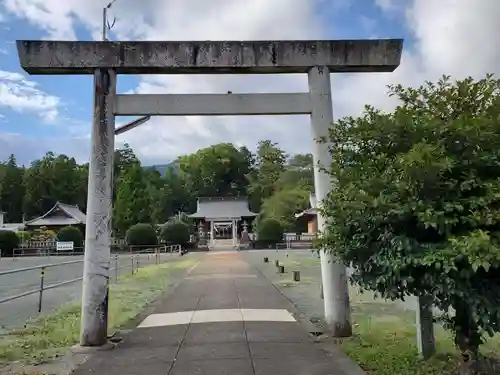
[416,296,436,358]
[80,68,116,346]
[232,219,238,247]
[210,220,214,248]
[308,66,352,337]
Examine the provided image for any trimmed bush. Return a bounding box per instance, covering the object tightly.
[0,230,20,257]
[16,231,31,243]
[160,221,190,247]
[257,218,284,247]
[31,229,57,242]
[125,223,158,248]
[57,226,84,248]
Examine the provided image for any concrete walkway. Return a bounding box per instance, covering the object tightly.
[73,251,365,375]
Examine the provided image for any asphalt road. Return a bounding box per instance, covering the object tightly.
[0,253,175,331]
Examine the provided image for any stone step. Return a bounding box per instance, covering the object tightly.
[211,239,237,249]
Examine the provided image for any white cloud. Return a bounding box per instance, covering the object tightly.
[1,0,500,164]
[0,70,60,122]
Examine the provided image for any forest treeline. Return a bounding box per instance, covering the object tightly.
[0,140,314,236]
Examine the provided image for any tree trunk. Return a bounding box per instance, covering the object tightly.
[454,299,481,375]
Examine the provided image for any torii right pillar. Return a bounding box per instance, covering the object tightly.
[308,66,352,336]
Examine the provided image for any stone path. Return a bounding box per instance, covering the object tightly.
[72,250,365,375]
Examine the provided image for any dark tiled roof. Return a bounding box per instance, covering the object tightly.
[189,197,257,219]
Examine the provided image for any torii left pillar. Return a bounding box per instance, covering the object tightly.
[80,68,116,346]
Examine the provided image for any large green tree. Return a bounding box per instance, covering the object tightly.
[247,140,287,211]
[259,187,310,232]
[277,153,314,191]
[113,162,153,235]
[176,143,253,207]
[23,153,86,219]
[320,75,500,361]
[0,155,24,222]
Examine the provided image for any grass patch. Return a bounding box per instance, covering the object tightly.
[339,288,500,375]
[275,275,315,288]
[278,256,319,268]
[0,257,198,365]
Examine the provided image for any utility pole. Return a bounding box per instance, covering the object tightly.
[102,0,117,41]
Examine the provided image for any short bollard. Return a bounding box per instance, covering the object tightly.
[38,267,45,313]
[136,256,139,271]
[114,255,119,282]
[264,257,269,263]
[131,257,134,275]
[275,260,280,267]
[293,270,300,281]
[278,265,285,274]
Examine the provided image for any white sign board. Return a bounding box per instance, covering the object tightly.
[56,241,74,251]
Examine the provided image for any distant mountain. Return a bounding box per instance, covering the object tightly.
[146,162,179,176]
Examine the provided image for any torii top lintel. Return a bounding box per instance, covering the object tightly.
[16,39,403,75]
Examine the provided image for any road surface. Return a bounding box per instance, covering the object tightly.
[0,253,175,331]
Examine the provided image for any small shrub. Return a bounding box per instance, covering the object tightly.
[16,231,31,243]
[160,222,190,247]
[125,223,157,248]
[31,229,56,242]
[257,218,284,247]
[57,226,84,248]
[0,230,20,257]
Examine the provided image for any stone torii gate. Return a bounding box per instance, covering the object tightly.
[16,39,403,347]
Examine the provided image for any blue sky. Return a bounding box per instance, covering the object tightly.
[0,0,498,166]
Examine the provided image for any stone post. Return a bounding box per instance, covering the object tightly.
[308,66,352,337]
[210,220,214,248]
[416,296,436,358]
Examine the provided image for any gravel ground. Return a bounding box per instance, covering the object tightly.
[242,249,422,328]
[0,252,178,331]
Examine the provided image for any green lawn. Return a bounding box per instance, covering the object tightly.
[0,257,198,366]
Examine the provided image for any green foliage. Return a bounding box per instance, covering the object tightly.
[114,164,155,235]
[259,187,310,231]
[0,230,20,256]
[0,155,24,222]
[57,226,84,248]
[16,231,31,242]
[257,218,284,245]
[30,229,56,242]
[276,153,314,191]
[247,140,287,211]
[125,223,158,247]
[23,153,87,219]
[160,222,190,247]
[319,74,500,357]
[176,143,253,205]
